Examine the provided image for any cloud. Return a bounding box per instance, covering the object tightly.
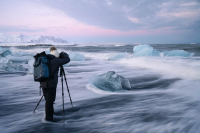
[128,17,140,23]
[0,0,199,43]
[34,0,200,33]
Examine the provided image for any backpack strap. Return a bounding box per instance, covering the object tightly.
[46,57,60,88]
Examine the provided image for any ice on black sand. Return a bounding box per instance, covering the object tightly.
[89,71,131,92]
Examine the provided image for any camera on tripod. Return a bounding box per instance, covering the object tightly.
[59,52,66,59]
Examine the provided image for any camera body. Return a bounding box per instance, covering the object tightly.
[59,52,65,59]
[59,52,69,59]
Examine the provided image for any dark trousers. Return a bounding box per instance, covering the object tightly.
[42,87,56,121]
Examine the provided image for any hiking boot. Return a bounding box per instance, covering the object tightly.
[46,116,53,122]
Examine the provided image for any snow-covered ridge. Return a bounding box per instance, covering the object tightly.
[0,33,68,44]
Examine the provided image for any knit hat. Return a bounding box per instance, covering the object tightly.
[50,46,59,58]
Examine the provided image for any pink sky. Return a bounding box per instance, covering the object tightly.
[0,0,199,43]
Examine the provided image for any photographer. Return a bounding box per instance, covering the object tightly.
[40,46,70,122]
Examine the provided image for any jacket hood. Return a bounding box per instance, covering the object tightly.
[47,54,57,59]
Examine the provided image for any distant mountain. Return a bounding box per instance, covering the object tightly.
[30,36,68,43]
[0,33,68,44]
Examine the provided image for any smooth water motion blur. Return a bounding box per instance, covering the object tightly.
[0,44,200,133]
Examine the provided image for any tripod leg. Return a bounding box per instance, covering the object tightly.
[61,66,73,107]
[33,95,44,113]
[61,74,65,123]
[64,76,73,107]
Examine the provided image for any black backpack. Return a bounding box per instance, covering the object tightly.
[33,51,49,82]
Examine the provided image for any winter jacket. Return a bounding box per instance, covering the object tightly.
[40,52,70,88]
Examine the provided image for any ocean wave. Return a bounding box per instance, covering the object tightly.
[117,57,200,80]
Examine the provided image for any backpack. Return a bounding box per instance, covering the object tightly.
[33,51,49,82]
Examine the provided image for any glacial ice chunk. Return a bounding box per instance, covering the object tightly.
[27,58,34,73]
[0,64,28,72]
[0,50,12,57]
[162,50,194,57]
[0,47,3,54]
[132,44,194,57]
[89,71,131,92]
[12,51,31,56]
[0,47,12,57]
[0,57,27,72]
[0,58,12,64]
[133,44,160,57]
[0,47,31,57]
[69,52,85,61]
[45,48,50,54]
[6,55,31,63]
[108,53,127,61]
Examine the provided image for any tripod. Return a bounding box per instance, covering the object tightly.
[60,66,73,107]
[33,66,73,120]
[60,65,73,122]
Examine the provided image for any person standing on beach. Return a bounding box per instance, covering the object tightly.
[40,46,70,121]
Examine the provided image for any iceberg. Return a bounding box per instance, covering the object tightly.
[0,47,32,57]
[133,44,160,57]
[0,47,32,72]
[45,48,50,54]
[12,51,31,56]
[0,64,28,72]
[69,52,85,61]
[108,53,127,61]
[0,50,12,57]
[89,71,131,92]
[0,47,8,54]
[133,44,194,57]
[162,50,194,57]
[27,58,34,73]
[0,47,3,54]
[0,58,12,64]
[0,47,12,57]
[0,57,27,72]
[6,55,31,63]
